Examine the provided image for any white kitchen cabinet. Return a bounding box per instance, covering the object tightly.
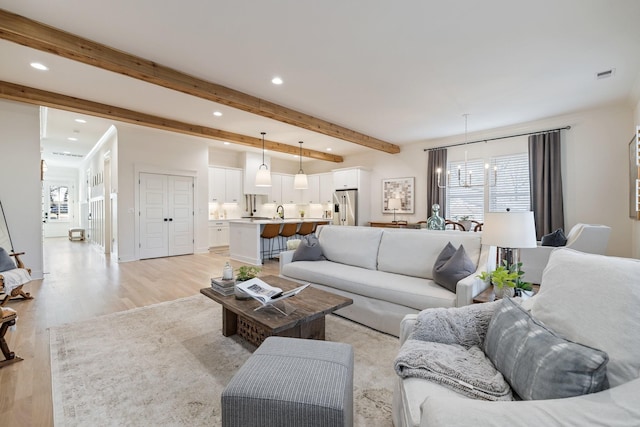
[209,220,230,247]
[209,167,226,202]
[224,169,243,203]
[318,173,334,203]
[209,167,243,203]
[281,174,299,204]
[333,169,359,189]
[301,175,320,203]
[267,173,283,204]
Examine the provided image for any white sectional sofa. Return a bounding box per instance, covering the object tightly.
[279,225,492,336]
[393,248,640,427]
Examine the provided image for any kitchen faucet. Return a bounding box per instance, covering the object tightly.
[276,205,285,220]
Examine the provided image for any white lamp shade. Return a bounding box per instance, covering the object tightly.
[482,211,537,248]
[255,167,272,187]
[388,198,402,210]
[294,173,308,190]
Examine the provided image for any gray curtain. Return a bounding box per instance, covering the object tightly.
[427,148,447,219]
[528,131,564,240]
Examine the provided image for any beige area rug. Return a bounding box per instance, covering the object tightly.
[50,294,399,426]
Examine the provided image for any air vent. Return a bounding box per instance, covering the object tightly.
[596,68,615,79]
[52,151,84,158]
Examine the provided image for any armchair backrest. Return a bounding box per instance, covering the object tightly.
[565,224,611,255]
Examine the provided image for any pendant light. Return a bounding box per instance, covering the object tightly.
[255,132,271,187]
[294,141,308,190]
[436,114,497,189]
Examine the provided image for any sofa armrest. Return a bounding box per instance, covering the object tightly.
[420,377,640,427]
[278,250,295,274]
[399,314,417,346]
[455,244,492,307]
[519,245,555,284]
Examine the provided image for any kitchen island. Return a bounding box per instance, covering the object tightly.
[229,219,329,265]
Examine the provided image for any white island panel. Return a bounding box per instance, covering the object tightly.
[229,221,263,265]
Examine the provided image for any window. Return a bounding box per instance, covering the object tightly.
[49,185,69,221]
[446,158,486,222]
[489,153,530,212]
[445,153,531,221]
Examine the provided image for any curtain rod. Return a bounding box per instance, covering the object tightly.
[423,125,571,151]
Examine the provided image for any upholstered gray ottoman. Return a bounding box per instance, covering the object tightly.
[222,336,354,427]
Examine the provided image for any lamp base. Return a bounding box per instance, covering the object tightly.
[497,247,520,270]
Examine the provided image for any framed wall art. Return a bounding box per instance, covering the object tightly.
[629,127,640,220]
[382,177,415,214]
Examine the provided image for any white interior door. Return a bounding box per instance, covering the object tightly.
[168,175,194,256]
[139,173,169,259]
[139,173,194,259]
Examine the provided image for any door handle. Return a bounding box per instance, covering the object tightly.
[169,218,173,221]
[164,218,168,221]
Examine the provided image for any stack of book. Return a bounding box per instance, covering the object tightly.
[210,277,236,296]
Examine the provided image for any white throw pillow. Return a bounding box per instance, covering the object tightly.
[531,248,640,387]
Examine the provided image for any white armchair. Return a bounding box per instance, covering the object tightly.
[519,223,611,284]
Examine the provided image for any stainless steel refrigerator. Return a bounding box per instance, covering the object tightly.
[332,189,358,226]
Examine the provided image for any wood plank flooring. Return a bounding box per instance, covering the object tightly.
[0,238,279,427]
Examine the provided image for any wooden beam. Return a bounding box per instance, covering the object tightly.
[0,81,344,163]
[0,9,401,155]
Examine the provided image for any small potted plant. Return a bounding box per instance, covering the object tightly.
[234,266,261,299]
[299,210,305,218]
[477,261,532,299]
[457,215,472,232]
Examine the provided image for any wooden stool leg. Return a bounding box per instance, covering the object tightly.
[0,317,23,368]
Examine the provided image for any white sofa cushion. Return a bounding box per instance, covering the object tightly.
[376,230,482,280]
[531,248,640,387]
[420,377,640,427]
[282,260,457,311]
[318,225,383,270]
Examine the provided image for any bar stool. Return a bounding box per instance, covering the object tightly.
[296,221,315,239]
[260,223,281,262]
[278,223,298,254]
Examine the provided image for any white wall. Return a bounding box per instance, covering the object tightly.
[317,103,635,257]
[116,124,209,262]
[0,100,43,278]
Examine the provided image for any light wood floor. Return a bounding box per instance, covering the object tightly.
[0,238,279,427]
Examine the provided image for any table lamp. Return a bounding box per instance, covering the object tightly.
[388,198,402,223]
[481,211,537,270]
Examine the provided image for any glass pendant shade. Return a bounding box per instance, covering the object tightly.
[294,140,308,190]
[255,131,272,187]
[294,173,308,190]
[255,166,271,187]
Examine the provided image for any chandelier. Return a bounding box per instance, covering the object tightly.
[436,114,497,189]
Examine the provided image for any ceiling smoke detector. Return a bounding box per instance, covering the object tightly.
[595,69,615,79]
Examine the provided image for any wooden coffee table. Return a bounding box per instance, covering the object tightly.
[200,275,353,346]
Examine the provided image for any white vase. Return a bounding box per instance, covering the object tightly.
[493,285,514,299]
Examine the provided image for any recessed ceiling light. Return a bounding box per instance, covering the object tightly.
[213,111,222,117]
[271,77,283,85]
[75,118,87,123]
[30,62,48,71]
[326,148,332,152]
[223,142,230,145]
[67,137,78,141]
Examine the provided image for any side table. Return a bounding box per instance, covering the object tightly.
[473,285,540,304]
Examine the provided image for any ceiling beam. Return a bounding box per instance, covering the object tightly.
[0,81,344,162]
[0,8,401,155]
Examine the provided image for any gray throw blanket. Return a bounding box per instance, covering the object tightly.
[394,301,513,401]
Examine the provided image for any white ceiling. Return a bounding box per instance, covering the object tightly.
[1,0,639,168]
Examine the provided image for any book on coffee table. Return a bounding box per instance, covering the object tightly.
[211,277,236,288]
[235,278,309,307]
